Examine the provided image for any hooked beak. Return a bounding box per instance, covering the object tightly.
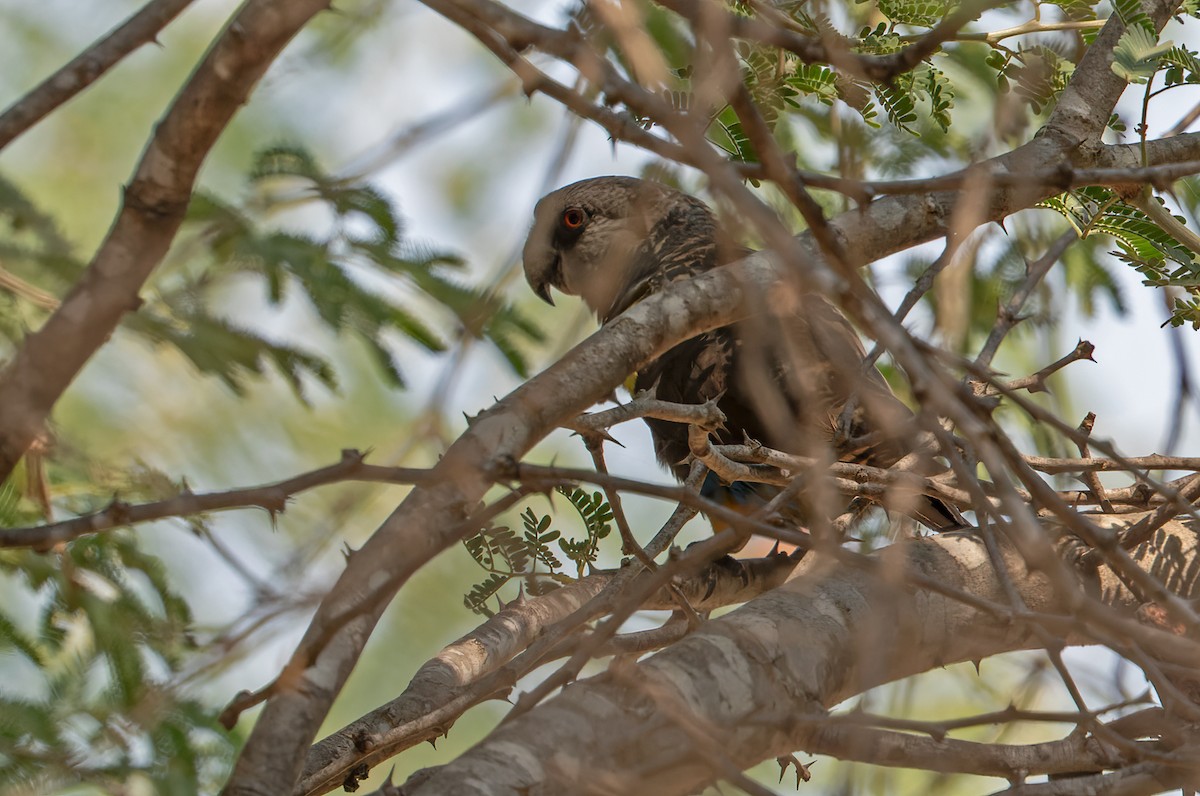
[522,228,562,306]
[530,269,556,305]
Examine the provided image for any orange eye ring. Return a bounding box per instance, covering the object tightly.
[562,207,587,229]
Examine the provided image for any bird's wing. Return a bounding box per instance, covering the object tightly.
[638,289,964,532]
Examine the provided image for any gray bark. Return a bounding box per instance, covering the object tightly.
[404,518,1199,795]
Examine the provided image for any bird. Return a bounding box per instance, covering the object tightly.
[521,175,961,539]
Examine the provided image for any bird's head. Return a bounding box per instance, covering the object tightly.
[522,176,719,322]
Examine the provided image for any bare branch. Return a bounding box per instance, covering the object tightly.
[0,264,60,310]
[0,451,430,550]
[984,340,1097,396]
[0,0,198,152]
[566,393,726,436]
[795,723,1145,780]
[980,760,1196,796]
[974,232,1076,369]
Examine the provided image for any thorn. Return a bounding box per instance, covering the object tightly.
[341,542,357,561]
[971,658,983,675]
[427,736,437,749]
[776,754,814,787]
[582,430,621,448]
[483,689,515,704]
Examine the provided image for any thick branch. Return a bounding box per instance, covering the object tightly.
[298,553,797,795]
[400,518,1199,795]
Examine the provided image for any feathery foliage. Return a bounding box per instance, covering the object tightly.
[462,487,614,616]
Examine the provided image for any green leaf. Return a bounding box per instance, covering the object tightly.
[1112,0,1156,33]
[1039,186,1200,327]
[1111,27,1172,84]
[788,64,839,105]
[249,144,323,182]
[327,184,403,246]
[855,22,904,54]
[914,63,954,132]
[877,0,950,27]
[463,573,508,616]
[1042,0,1099,20]
[708,106,758,163]
[126,311,338,402]
[1000,46,1074,115]
[1160,46,1200,86]
[878,84,919,134]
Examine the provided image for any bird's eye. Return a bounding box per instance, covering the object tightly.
[561,207,587,230]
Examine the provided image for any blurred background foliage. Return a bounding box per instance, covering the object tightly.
[0,0,1197,793]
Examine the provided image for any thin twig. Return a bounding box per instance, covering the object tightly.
[1075,412,1116,513]
[0,450,429,550]
[974,230,1076,369]
[583,433,656,567]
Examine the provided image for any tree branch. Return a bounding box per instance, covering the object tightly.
[298,552,797,795]
[0,0,198,152]
[399,519,1200,795]
[795,723,1144,780]
[0,450,430,550]
[0,0,333,483]
[223,0,1186,791]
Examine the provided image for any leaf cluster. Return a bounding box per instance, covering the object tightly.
[0,144,544,401]
[462,487,614,616]
[1040,186,1200,328]
[597,0,1200,335]
[0,482,233,794]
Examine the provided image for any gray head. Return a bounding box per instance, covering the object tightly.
[522,176,720,322]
